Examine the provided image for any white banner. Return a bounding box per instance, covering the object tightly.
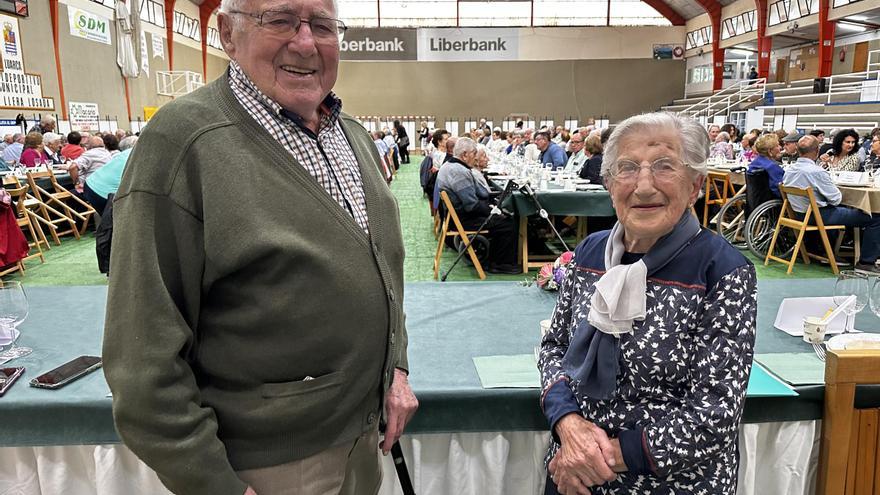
[140,31,149,76]
[417,28,518,62]
[69,101,100,132]
[0,14,54,110]
[68,6,112,45]
[151,32,164,59]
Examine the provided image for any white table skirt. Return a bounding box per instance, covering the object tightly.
[0,421,819,495]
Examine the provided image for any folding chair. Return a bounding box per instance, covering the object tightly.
[817,349,880,494]
[434,191,488,280]
[4,184,46,269]
[26,170,96,240]
[765,185,853,275]
[3,175,58,247]
[703,170,738,227]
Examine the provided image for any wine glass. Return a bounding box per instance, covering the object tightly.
[833,270,869,334]
[870,277,880,321]
[0,281,31,361]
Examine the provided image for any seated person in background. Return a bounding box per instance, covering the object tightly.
[748,134,785,197]
[488,129,508,153]
[720,123,740,143]
[0,134,12,154]
[707,124,720,143]
[61,131,85,161]
[2,133,24,166]
[66,135,112,191]
[780,131,801,164]
[865,134,880,172]
[738,133,757,163]
[579,133,604,184]
[709,131,734,160]
[42,133,63,164]
[430,129,450,170]
[84,136,138,214]
[103,134,120,157]
[18,132,47,167]
[473,145,492,194]
[436,137,518,274]
[563,131,587,174]
[536,131,567,170]
[507,130,524,155]
[819,128,862,172]
[523,130,540,162]
[783,135,880,274]
[373,130,390,156]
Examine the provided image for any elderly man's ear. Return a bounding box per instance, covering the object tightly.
[218,14,237,56]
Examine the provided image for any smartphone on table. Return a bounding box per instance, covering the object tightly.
[0,367,25,396]
[30,356,102,390]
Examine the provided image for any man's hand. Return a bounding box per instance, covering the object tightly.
[548,414,618,493]
[381,368,418,455]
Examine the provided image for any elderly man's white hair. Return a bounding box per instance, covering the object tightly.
[601,112,709,179]
[40,115,56,126]
[452,137,477,159]
[219,0,340,17]
[119,136,139,151]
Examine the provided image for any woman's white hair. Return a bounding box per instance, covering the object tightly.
[601,112,709,179]
[453,137,477,158]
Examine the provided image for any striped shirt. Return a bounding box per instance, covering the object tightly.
[227,61,370,233]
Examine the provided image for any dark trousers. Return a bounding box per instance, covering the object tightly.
[83,182,108,215]
[399,145,409,163]
[819,206,880,263]
[460,213,517,266]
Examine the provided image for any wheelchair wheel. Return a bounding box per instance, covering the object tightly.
[745,200,796,261]
[715,194,747,249]
[453,235,490,266]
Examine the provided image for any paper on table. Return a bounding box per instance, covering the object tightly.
[746,362,799,397]
[472,354,541,388]
[774,297,848,336]
[754,353,825,386]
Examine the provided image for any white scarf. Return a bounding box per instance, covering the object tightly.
[588,222,647,337]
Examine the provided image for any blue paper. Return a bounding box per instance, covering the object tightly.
[746,362,799,397]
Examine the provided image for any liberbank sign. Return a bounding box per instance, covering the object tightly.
[340,28,518,62]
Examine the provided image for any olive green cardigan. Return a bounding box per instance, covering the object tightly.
[103,72,407,495]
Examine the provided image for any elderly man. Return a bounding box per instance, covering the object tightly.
[1,133,24,165]
[28,115,56,134]
[102,0,417,494]
[66,135,111,189]
[0,134,11,154]
[436,137,518,273]
[562,131,587,174]
[536,130,566,170]
[780,131,801,164]
[783,136,880,274]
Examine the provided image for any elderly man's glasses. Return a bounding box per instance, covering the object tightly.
[228,10,347,43]
[612,158,685,183]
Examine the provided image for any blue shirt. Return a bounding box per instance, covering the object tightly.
[2,142,23,163]
[782,157,841,212]
[540,142,567,170]
[85,148,132,199]
[747,155,785,197]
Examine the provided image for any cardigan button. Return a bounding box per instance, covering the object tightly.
[367,412,377,424]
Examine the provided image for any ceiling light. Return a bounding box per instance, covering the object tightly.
[838,21,867,31]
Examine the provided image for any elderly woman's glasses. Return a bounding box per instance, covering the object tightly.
[229,10,347,43]
[612,158,685,183]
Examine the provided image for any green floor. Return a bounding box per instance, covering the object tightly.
[4,157,836,287]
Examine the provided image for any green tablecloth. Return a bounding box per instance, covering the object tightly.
[1,279,878,446]
[503,186,616,218]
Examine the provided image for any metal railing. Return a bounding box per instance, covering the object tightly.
[678,78,766,120]
[825,49,880,104]
[156,71,204,98]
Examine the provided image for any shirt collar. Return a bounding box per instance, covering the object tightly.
[228,60,343,129]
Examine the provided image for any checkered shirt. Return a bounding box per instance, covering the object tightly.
[227,61,370,233]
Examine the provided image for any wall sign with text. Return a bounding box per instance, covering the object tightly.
[0,13,53,110]
[69,101,100,131]
[68,6,112,45]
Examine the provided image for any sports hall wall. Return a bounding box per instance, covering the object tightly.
[5,0,686,127]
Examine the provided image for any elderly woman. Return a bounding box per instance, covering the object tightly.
[538,112,757,495]
[579,133,604,184]
[18,132,47,167]
[709,131,734,160]
[748,134,785,197]
[42,132,63,164]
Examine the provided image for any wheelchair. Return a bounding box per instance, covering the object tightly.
[715,168,796,260]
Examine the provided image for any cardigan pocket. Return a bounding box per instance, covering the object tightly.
[260,371,344,399]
